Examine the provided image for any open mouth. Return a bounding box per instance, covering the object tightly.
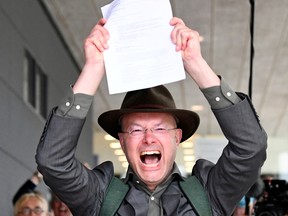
[140,150,161,166]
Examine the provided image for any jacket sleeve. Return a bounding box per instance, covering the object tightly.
[35,108,114,215]
[193,93,267,216]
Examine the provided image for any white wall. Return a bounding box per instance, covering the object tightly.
[0,0,93,215]
[262,137,288,179]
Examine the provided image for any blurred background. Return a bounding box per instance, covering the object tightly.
[1,0,288,214]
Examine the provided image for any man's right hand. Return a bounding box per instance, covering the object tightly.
[73,18,110,95]
[84,18,109,65]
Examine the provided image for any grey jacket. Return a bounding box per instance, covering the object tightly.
[36,93,267,216]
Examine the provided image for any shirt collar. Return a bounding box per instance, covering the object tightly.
[123,162,185,186]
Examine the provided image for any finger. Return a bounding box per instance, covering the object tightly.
[86,24,110,51]
[177,26,200,52]
[178,28,193,51]
[98,18,107,26]
[96,18,110,40]
[170,17,185,26]
[170,17,186,49]
[170,18,179,44]
[173,26,189,51]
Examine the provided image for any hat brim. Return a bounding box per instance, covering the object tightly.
[98,108,200,143]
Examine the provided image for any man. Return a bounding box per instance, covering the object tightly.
[13,171,73,216]
[14,192,50,216]
[13,171,43,206]
[51,194,72,216]
[36,17,267,215]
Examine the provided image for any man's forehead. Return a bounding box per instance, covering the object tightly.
[21,202,43,208]
[120,112,177,125]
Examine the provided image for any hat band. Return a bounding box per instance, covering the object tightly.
[123,104,175,109]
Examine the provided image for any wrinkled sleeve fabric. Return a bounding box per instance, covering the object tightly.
[35,86,113,215]
[192,92,267,215]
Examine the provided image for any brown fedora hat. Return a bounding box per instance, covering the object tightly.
[98,85,200,143]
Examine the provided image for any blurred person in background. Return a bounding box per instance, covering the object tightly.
[232,196,256,216]
[13,171,43,206]
[14,192,50,216]
[51,193,72,216]
[13,170,73,216]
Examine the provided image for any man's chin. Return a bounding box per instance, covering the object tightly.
[140,173,165,185]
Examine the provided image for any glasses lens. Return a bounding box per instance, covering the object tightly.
[21,208,30,215]
[127,127,176,138]
[130,129,144,137]
[34,207,44,214]
[19,207,44,215]
[153,128,168,135]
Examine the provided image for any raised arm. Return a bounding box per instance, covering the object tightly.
[73,18,109,95]
[36,19,113,215]
[170,17,220,89]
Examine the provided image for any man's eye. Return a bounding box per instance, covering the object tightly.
[130,129,143,134]
[154,128,166,133]
[34,207,43,214]
[21,208,30,214]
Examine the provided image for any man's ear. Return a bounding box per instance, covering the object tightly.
[175,129,182,146]
[118,133,125,151]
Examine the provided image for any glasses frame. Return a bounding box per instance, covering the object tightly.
[18,207,45,215]
[121,127,178,138]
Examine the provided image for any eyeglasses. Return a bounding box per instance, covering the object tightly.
[18,207,44,215]
[122,127,178,138]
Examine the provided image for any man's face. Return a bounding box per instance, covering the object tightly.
[119,112,182,191]
[52,196,72,216]
[17,197,48,216]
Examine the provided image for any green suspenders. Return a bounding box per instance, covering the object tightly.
[100,175,212,216]
[179,175,212,216]
[99,177,129,216]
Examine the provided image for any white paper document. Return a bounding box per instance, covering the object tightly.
[101,0,186,94]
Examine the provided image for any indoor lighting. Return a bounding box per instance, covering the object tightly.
[183,149,195,155]
[191,105,204,112]
[118,155,127,162]
[185,161,195,167]
[185,167,193,173]
[184,155,195,162]
[181,141,194,148]
[122,162,129,168]
[109,142,121,149]
[114,149,124,155]
[104,134,115,141]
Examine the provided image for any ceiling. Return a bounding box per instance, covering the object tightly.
[41,0,288,174]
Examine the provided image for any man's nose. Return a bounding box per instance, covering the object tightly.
[143,129,156,142]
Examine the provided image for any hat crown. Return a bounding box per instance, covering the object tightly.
[121,85,176,110]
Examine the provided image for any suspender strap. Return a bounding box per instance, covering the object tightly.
[100,175,212,216]
[99,177,129,216]
[179,175,212,216]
